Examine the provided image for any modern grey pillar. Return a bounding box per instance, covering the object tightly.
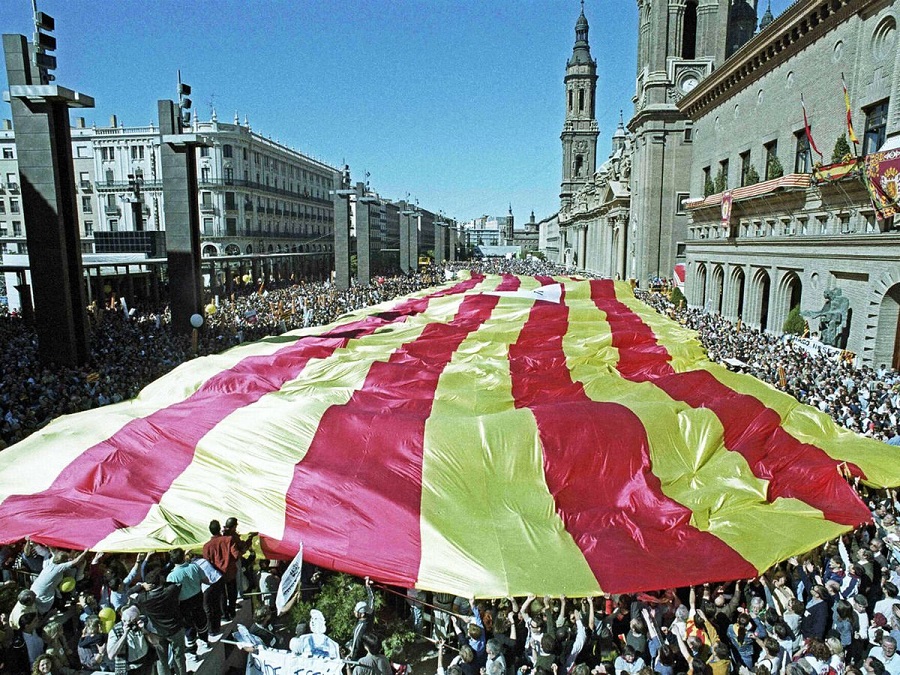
[159,99,204,333]
[355,182,371,286]
[399,205,411,274]
[409,213,420,272]
[434,222,445,263]
[332,168,353,289]
[4,34,92,366]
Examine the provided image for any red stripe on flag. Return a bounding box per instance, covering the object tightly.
[590,279,870,527]
[509,280,756,592]
[0,275,487,549]
[262,275,522,583]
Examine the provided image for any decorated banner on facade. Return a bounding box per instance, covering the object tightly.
[721,190,733,228]
[246,647,344,675]
[0,274,899,595]
[864,148,900,220]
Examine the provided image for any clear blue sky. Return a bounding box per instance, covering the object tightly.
[0,0,789,226]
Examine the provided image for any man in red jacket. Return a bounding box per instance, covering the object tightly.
[202,519,255,621]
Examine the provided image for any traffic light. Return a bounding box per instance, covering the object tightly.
[177,72,192,128]
[33,10,57,76]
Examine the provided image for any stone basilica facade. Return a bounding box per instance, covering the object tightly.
[548,0,900,367]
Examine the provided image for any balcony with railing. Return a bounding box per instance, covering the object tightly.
[190,177,333,205]
[95,179,163,191]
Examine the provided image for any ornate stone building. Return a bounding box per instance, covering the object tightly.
[679,0,900,367]
[557,118,634,277]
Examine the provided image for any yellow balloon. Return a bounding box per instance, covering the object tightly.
[58,576,76,593]
[98,606,116,633]
[205,303,217,315]
[242,274,252,284]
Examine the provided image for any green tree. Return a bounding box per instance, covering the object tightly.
[767,154,784,179]
[714,168,727,193]
[704,175,716,197]
[381,621,418,661]
[832,133,852,163]
[744,164,760,185]
[669,286,687,309]
[783,305,807,335]
[288,573,383,644]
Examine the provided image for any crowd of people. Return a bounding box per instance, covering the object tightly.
[429,517,900,675]
[1,506,899,675]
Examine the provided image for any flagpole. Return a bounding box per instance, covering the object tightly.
[841,73,860,157]
[800,94,823,164]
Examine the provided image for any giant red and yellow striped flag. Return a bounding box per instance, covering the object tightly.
[0,274,897,596]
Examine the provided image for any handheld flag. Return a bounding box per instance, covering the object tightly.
[276,543,303,615]
[841,74,859,146]
[801,94,823,162]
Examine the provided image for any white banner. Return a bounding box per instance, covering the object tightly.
[276,543,304,615]
[246,646,345,675]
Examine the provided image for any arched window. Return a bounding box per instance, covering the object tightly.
[682,0,698,59]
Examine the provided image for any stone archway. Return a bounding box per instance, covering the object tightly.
[694,263,707,308]
[202,243,219,257]
[773,271,803,335]
[749,268,772,331]
[711,265,725,314]
[726,265,746,321]
[875,283,900,370]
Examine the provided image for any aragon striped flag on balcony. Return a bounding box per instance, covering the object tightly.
[0,273,897,595]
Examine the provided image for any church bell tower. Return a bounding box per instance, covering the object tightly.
[560,3,599,211]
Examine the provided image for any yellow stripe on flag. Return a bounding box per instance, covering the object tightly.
[95,276,502,551]
[560,282,847,571]
[0,334,294,506]
[709,366,900,488]
[418,276,598,596]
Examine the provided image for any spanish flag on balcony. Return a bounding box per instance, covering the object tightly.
[842,73,859,146]
[0,275,897,595]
